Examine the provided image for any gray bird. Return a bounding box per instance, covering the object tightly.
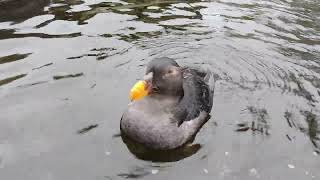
[121,57,214,150]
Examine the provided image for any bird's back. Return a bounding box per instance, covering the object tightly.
[121,95,188,149]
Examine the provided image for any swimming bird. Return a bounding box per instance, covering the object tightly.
[121,57,213,150]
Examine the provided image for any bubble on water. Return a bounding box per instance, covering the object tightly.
[249,168,260,178]
[203,169,209,174]
[288,164,295,169]
[151,169,159,174]
[249,168,257,175]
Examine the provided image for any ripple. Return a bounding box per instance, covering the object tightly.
[53,73,84,80]
[0,0,320,179]
[0,53,32,65]
[0,74,27,87]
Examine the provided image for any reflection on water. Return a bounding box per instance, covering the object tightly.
[0,53,32,65]
[0,0,50,22]
[121,133,201,162]
[53,72,84,80]
[302,111,320,153]
[0,0,319,179]
[77,124,99,134]
[0,74,26,86]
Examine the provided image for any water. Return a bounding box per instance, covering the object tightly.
[0,0,319,179]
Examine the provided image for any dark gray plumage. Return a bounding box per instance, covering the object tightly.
[120,57,213,150]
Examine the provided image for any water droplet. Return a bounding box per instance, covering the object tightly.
[151,169,159,174]
[203,169,209,174]
[288,164,295,169]
[249,168,258,176]
[105,151,111,156]
[225,152,229,156]
[249,168,260,178]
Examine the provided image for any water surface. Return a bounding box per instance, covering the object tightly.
[0,0,319,179]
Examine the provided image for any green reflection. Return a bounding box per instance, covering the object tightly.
[0,53,32,65]
[0,74,27,87]
[301,111,320,151]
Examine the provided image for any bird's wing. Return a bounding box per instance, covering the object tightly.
[173,68,213,126]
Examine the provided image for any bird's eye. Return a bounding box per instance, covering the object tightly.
[152,86,160,92]
[168,69,173,74]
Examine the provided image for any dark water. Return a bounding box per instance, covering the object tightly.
[0,0,319,179]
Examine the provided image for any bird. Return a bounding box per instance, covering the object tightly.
[120,57,214,150]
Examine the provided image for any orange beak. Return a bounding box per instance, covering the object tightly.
[129,72,153,101]
[129,80,149,101]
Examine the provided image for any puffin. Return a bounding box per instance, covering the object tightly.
[120,57,213,150]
